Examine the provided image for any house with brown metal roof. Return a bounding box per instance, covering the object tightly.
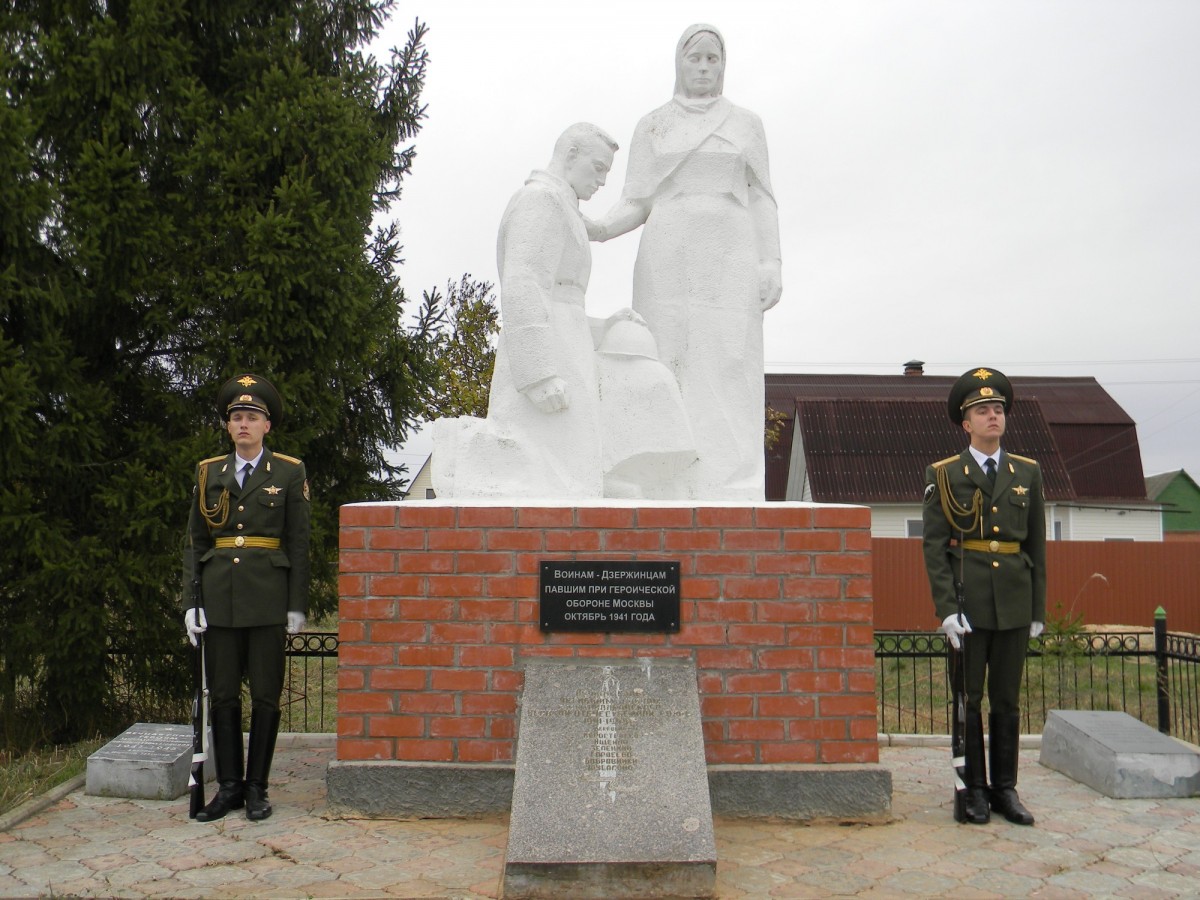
[766,366,1161,541]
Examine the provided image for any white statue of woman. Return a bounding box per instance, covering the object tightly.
[590,23,781,500]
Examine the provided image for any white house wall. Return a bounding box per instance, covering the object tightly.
[1053,505,1161,542]
[867,503,1159,542]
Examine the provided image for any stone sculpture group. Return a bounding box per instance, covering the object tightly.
[433,24,781,502]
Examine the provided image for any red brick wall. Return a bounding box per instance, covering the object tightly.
[337,503,878,767]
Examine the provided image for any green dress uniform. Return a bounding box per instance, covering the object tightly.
[186,447,311,635]
[184,373,310,823]
[921,366,1045,827]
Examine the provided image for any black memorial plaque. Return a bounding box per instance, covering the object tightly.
[540,561,681,633]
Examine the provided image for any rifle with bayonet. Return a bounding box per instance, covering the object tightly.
[949,577,969,821]
[188,575,209,819]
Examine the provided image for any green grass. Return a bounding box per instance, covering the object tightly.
[0,738,105,819]
[875,632,1185,739]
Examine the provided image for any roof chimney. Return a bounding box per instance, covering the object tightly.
[903,360,925,376]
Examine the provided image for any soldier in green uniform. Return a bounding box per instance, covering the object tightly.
[184,374,311,822]
[922,367,1046,826]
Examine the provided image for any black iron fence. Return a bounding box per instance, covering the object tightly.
[281,631,338,733]
[283,615,1200,743]
[877,610,1200,744]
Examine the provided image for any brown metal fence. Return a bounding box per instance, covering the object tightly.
[872,538,1200,634]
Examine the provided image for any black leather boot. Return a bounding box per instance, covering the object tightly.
[989,712,1035,825]
[195,707,244,822]
[245,708,281,821]
[961,710,991,824]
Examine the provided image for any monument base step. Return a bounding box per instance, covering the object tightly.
[326,760,893,822]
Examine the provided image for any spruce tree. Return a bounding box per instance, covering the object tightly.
[1,1,433,742]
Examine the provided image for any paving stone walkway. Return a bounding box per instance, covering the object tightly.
[2,736,1199,898]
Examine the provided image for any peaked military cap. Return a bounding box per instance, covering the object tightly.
[217,373,283,422]
[947,366,1013,423]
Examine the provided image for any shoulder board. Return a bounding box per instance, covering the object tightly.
[199,455,225,467]
[273,453,302,465]
[1008,453,1039,466]
[931,455,960,469]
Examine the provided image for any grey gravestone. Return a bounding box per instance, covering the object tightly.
[503,658,716,900]
[1040,710,1200,798]
[86,722,214,800]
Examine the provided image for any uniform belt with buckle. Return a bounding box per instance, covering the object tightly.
[214,536,282,550]
[961,539,1020,554]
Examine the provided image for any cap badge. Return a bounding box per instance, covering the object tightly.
[980,387,994,397]
[237,376,258,387]
[972,368,993,380]
[239,393,254,403]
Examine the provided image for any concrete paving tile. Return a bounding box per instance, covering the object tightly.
[173,863,257,890]
[1104,844,1182,871]
[198,839,270,866]
[1127,867,1200,894]
[873,869,965,896]
[80,850,139,872]
[11,858,94,888]
[296,879,381,898]
[315,854,377,875]
[158,851,211,872]
[714,863,793,895]
[97,860,175,889]
[1048,868,1132,895]
[965,868,1044,896]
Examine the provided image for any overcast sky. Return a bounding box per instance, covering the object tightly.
[371,1,1200,484]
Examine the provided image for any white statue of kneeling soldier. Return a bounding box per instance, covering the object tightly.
[432,123,694,499]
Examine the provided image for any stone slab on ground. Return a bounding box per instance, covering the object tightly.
[1040,709,1200,799]
[86,722,214,800]
[503,658,716,900]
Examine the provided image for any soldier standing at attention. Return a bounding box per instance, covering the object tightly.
[922,367,1046,826]
[184,374,311,821]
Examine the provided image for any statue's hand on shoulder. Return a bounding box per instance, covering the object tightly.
[758,259,782,311]
[583,215,606,242]
[525,376,569,413]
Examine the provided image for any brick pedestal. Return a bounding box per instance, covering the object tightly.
[329,501,891,820]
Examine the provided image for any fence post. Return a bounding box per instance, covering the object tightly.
[1155,606,1170,735]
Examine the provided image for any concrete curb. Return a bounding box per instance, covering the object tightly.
[0,772,87,834]
[881,733,1043,748]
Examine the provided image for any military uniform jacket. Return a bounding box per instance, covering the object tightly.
[922,449,1046,631]
[185,447,311,628]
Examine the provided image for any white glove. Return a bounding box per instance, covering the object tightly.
[287,612,307,635]
[185,608,208,647]
[1030,621,1045,639]
[940,613,972,650]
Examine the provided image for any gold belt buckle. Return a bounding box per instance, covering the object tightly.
[235,535,245,548]
[988,540,999,552]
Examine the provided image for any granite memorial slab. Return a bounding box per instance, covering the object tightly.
[503,658,716,899]
[86,722,214,800]
[1040,710,1200,799]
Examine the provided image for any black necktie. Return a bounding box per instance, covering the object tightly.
[985,458,997,484]
[240,462,253,488]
